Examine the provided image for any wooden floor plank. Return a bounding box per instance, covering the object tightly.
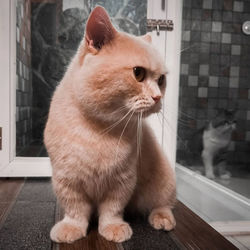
[171,201,238,249]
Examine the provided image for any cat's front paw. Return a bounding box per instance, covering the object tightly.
[205,172,215,179]
[50,221,86,243]
[149,208,176,231]
[220,171,231,179]
[99,223,132,243]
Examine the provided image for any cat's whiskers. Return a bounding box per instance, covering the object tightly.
[159,111,189,151]
[100,107,134,135]
[109,105,128,115]
[162,106,197,127]
[139,111,143,158]
[115,109,135,163]
[160,110,191,127]
[136,111,143,161]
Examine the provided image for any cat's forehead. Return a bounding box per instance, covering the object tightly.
[103,33,167,74]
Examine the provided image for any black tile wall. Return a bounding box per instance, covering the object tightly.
[178,0,250,167]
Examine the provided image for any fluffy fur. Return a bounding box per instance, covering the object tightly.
[44,6,176,243]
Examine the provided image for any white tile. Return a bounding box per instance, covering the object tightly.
[231,45,241,55]
[209,76,218,87]
[199,64,209,75]
[212,22,222,32]
[230,66,240,77]
[181,64,189,75]
[198,87,208,97]
[182,31,190,41]
[203,0,212,9]
[222,33,231,44]
[19,61,22,77]
[188,75,198,86]
[229,77,239,88]
[234,1,244,12]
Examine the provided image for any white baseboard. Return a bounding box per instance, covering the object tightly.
[0,157,52,177]
[176,164,250,222]
[210,221,250,236]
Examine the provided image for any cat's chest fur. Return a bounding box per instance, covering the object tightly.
[203,128,231,151]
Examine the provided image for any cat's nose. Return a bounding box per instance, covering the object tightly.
[152,95,161,103]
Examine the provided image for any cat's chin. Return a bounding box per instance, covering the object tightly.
[137,107,162,118]
[134,102,162,115]
[136,104,162,117]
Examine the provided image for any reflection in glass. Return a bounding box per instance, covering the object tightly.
[16,0,147,157]
[177,0,250,199]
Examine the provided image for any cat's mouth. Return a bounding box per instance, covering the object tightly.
[133,102,162,114]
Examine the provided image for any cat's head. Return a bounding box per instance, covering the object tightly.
[69,6,167,122]
[210,109,236,132]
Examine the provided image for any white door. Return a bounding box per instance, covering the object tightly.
[0,1,13,171]
[0,0,175,176]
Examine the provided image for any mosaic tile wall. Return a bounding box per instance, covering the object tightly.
[177,0,250,167]
[16,0,33,155]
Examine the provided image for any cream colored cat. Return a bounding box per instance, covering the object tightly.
[44,6,176,243]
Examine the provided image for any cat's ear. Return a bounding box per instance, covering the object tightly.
[85,6,116,53]
[141,33,152,43]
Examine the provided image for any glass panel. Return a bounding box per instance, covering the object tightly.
[177,0,250,199]
[16,0,147,157]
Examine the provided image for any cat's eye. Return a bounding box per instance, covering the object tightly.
[158,75,165,86]
[133,67,146,82]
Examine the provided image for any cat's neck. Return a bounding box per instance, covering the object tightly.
[58,86,138,139]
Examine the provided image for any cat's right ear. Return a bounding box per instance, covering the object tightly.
[141,33,152,43]
[85,6,116,54]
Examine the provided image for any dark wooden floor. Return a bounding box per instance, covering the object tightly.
[0,178,237,250]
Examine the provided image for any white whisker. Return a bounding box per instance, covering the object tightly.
[115,110,135,163]
[100,107,133,135]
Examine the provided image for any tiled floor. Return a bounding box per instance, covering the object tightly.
[0,178,236,250]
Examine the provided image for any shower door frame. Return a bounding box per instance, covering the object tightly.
[172,1,250,221]
[0,0,177,177]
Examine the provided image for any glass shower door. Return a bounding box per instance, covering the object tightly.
[176,0,250,201]
[15,0,148,157]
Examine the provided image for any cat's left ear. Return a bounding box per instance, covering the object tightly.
[85,6,116,54]
[141,33,152,43]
